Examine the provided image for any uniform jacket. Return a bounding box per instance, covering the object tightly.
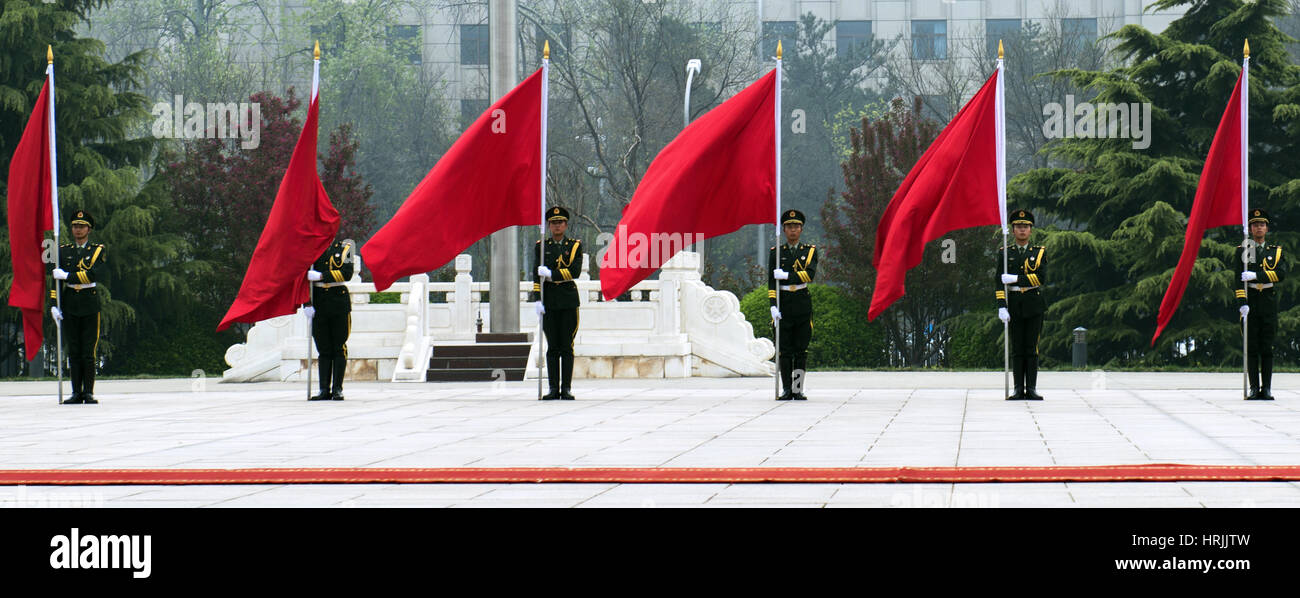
[51,241,106,317]
[768,243,818,317]
[1234,242,1286,317]
[531,237,583,309]
[995,243,1047,318]
[312,241,354,315]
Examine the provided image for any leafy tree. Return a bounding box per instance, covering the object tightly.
[1014,0,1300,367]
[1,0,192,373]
[164,88,375,322]
[821,97,993,367]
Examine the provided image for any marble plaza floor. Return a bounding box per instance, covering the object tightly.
[1,371,1298,507]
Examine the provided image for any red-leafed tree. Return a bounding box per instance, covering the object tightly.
[165,88,375,312]
[821,97,992,367]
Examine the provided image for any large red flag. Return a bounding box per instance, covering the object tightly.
[6,79,54,358]
[218,96,339,331]
[1152,70,1245,344]
[868,71,1002,320]
[363,68,543,291]
[600,70,776,300]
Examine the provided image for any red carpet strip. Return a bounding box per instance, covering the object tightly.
[1,464,1299,485]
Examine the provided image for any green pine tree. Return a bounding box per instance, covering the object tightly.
[1013,0,1300,368]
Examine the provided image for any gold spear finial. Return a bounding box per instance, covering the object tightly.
[544,40,550,60]
[1244,39,1250,58]
[998,39,1004,60]
[776,40,783,60]
[314,40,320,60]
[47,45,53,64]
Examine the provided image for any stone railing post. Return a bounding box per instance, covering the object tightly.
[454,254,473,335]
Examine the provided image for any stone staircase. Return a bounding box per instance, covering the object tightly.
[426,333,533,382]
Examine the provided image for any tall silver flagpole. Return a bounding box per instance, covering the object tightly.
[996,41,1010,401]
[537,42,550,400]
[48,46,63,405]
[307,41,321,401]
[1241,40,1250,400]
[774,41,783,400]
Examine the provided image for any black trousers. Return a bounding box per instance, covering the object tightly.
[1009,312,1043,391]
[777,314,812,395]
[1245,313,1276,390]
[543,307,578,393]
[64,313,99,397]
[313,312,350,393]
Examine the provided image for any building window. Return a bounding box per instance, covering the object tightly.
[460,24,489,66]
[387,25,421,65]
[985,19,1020,57]
[836,21,872,58]
[535,23,571,63]
[461,99,490,127]
[762,20,797,55]
[911,20,947,60]
[1062,18,1098,50]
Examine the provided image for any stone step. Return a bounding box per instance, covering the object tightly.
[425,368,526,382]
[428,356,529,370]
[430,343,533,358]
[475,332,531,343]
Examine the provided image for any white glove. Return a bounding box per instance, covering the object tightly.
[1241,271,1258,282]
[303,306,316,319]
[1240,305,1250,317]
[50,306,63,322]
[770,306,782,321]
[1001,274,1018,285]
[535,302,545,317]
[307,270,323,282]
[998,307,1010,323]
[52,268,69,280]
[537,266,552,280]
[773,268,789,281]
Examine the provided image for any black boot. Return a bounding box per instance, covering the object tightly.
[792,353,808,400]
[560,355,575,400]
[1024,357,1043,400]
[81,361,98,404]
[778,355,793,400]
[309,357,332,401]
[64,361,83,404]
[542,354,561,400]
[1261,359,1275,400]
[330,356,346,400]
[1246,368,1262,400]
[1008,359,1026,400]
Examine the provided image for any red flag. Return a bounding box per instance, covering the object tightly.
[218,96,339,331]
[600,70,776,300]
[362,69,543,291]
[6,79,54,358]
[1152,71,1245,344]
[868,71,1002,320]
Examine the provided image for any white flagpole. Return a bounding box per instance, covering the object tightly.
[997,41,1010,401]
[1241,40,1250,400]
[48,46,63,405]
[307,41,320,401]
[538,42,550,400]
[774,41,783,400]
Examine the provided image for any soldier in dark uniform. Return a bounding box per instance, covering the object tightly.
[531,206,583,400]
[997,209,1047,401]
[768,209,818,401]
[1235,208,1286,400]
[49,210,106,405]
[306,239,354,401]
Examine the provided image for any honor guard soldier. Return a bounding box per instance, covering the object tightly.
[769,209,818,401]
[49,210,106,405]
[1236,209,1286,400]
[306,239,354,401]
[531,206,583,400]
[997,209,1047,401]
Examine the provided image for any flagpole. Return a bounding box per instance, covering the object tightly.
[537,41,550,401]
[1241,40,1250,400]
[48,46,63,405]
[996,41,1010,401]
[307,41,320,401]
[774,41,783,400]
